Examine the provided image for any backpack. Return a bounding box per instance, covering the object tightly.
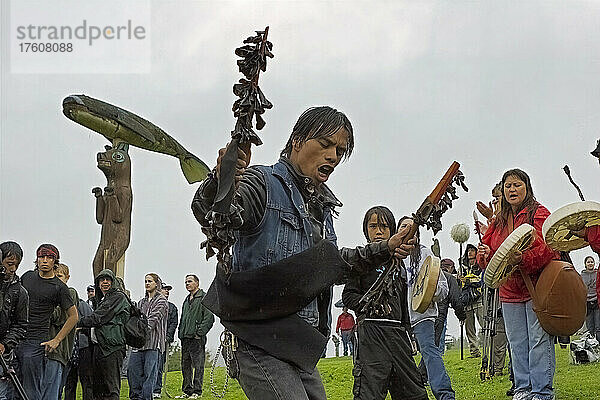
[123,297,149,349]
[520,260,587,336]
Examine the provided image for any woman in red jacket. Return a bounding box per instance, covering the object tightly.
[477,169,558,400]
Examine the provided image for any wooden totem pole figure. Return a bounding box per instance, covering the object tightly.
[92,139,133,278]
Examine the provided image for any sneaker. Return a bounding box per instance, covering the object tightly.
[175,395,189,399]
[153,394,162,399]
[512,391,531,400]
[506,387,515,396]
[190,395,200,399]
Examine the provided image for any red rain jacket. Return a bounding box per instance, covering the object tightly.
[336,312,355,333]
[478,203,559,303]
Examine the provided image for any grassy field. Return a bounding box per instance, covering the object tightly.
[104,345,599,399]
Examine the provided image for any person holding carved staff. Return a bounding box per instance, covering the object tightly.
[477,169,559,400]
[193,107,416,400]
[342,206,427,400]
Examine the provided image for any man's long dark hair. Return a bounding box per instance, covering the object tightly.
[362,206,396,242]
[397,216,422,285]
[280,106,354,159]
[495,168,538,230]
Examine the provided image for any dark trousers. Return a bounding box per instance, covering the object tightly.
[352,321,427,400]
[153,350,166,394]
[92,346,125,400]
[181,337,206,396]
[340,330,354,356]
[64,346,94,400]
[236,338,326,400]
[16,339,46,400]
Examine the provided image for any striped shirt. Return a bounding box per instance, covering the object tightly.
[137,292,168,352]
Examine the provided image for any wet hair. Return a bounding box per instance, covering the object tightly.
[496,169,537,230]
[280,106,354,160]
[0,241,23,263]
[145,273,160,285]
[397,216,422,281]
[584,255,595,265]
[186,274,199,283]
[462,244,478,266]
[362,206,397,242]
[56,263,70,277]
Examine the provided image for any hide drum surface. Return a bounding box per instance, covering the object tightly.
[542,201,600,252]
[412,255,441,313]
[484,224,535,289]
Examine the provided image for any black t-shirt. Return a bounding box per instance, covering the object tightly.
[21,270,74,341]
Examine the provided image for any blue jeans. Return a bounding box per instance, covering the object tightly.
[16,339,46,400]
[502,301,555,400]
[438,321,447,355]
[128,349,160,400]
[340,330,354,356]
[41,359,64,400]
[413,319,455,400]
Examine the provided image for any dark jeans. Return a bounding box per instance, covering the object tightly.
[92,346,125,400]
[128,349,160,400]
[64,346,94,400]
[153,350,167,394]
[181,337,206,396]
[16,339,46,400]
[586,301,600,342]
[340,330,354,356]
[236,338,326,400]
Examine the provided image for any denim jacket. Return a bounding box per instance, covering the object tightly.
[232,161,338,328]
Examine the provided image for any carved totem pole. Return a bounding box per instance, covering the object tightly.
[91,139,133,278]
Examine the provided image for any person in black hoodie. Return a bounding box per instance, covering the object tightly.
[0,241,28,400]
[342,206,427,400]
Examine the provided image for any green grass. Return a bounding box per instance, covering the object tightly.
[82,345,600,399]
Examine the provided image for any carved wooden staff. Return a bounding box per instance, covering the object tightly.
[202,27,274,277]
[359,162,468,317]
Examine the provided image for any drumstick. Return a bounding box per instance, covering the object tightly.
[563,165,586,201]
[473,211,487,265]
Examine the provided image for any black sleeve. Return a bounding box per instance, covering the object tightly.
[447,273,466,321]
[2,286,29,352]
[79,292,125,328]
[57,281,75,311]
[166,304,178,343]
[191,167,267,231]
[339,240,392,276]
[341,276,364,314]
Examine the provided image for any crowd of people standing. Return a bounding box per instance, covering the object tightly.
[0,241,214,400]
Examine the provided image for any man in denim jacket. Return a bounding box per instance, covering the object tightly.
[193,106,414,400]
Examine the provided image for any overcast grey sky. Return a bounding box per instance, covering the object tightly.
[2,1,600,355]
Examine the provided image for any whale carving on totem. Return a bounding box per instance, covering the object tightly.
[62,94,210,184]
[62,94,211,278]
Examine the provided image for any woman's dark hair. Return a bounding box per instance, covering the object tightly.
[496,169,538,230]
[461,244,478,267]
[280,106,354,160]
[397,216,422,284]
[584,255,596,265]
[0,241,23,262]
[362,206,396,242]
